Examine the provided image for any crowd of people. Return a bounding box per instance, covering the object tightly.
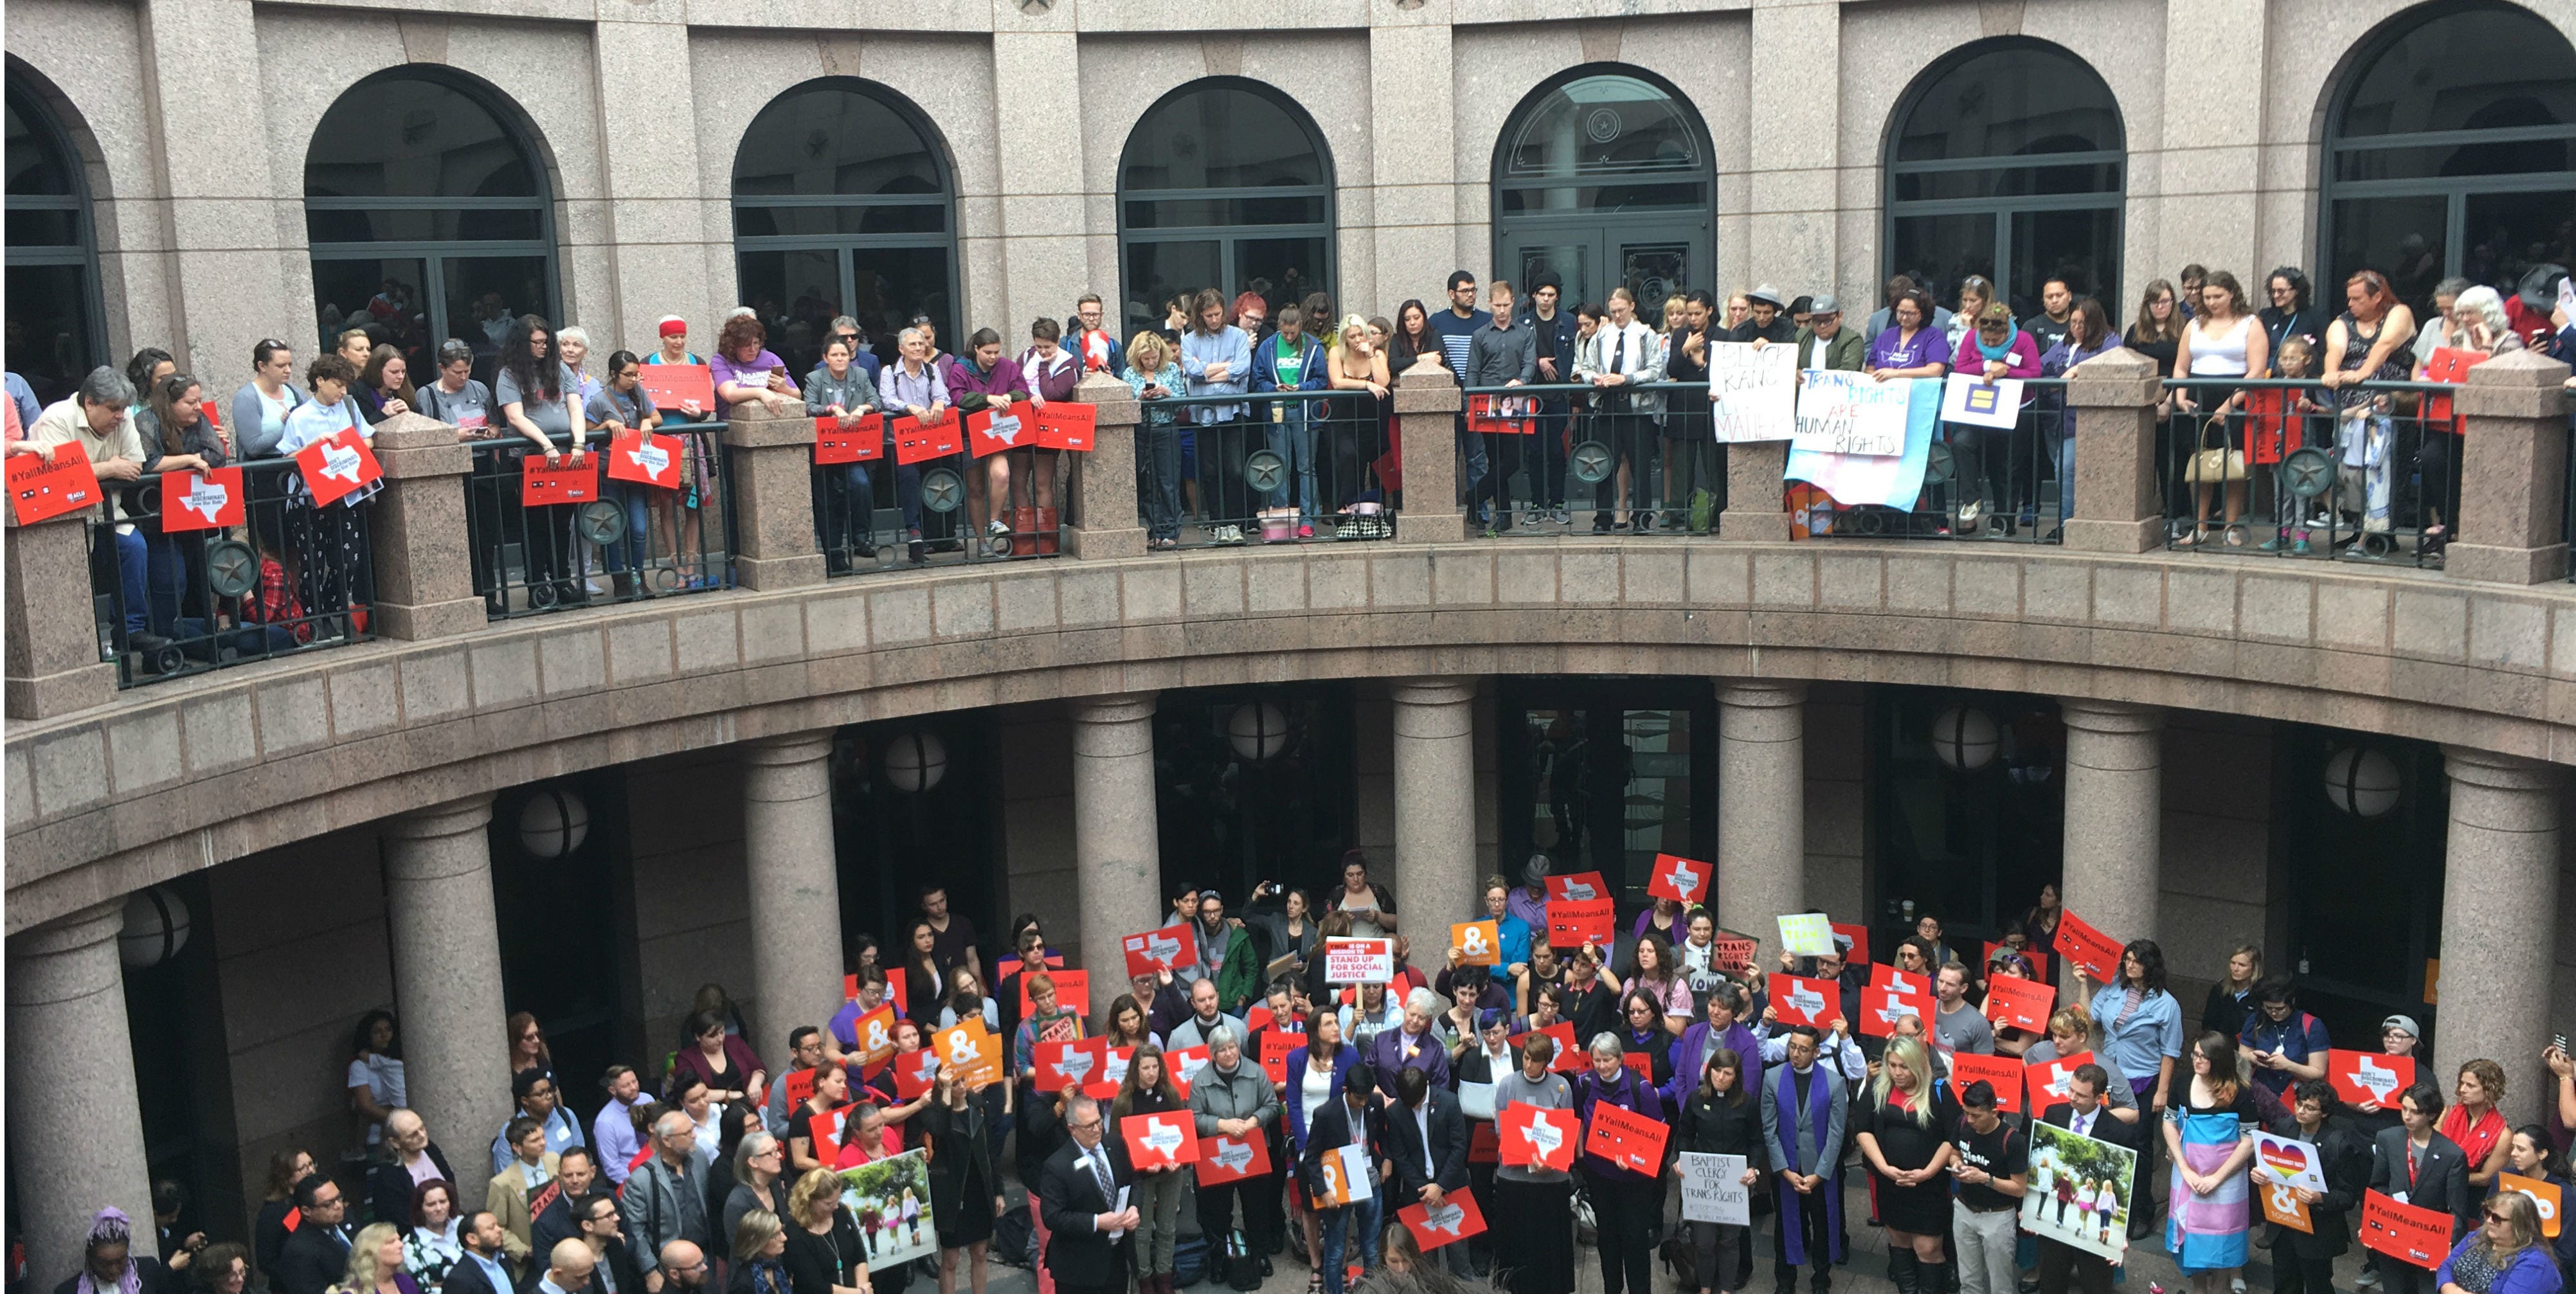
[10,260,2570,667]
[68,865,2576,1294]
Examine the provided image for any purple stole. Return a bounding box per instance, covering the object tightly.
[1770,1064,1844,1266]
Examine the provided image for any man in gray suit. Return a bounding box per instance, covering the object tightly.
[1761,1027,1848,1294]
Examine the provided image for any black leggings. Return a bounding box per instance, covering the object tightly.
[2418,427,2461,528]
[1591,1174,1659,1294]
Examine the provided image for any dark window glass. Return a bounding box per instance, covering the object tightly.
[1889,162,2121,202]
[6,94,75,195]
[2336,6,2576,139]
[304,76,540,200]
[305,206,546,246]
[1495,183,1709,214]
[1121,194,1329,230]
[6,78,99,405]
[1502,75,1704,179]
[732,87,946,197]
[2332,138,2575,181]
[6,206,80,247]
[730,202,950,238]
[1891,45,2123,164]
[1122,85,1328,191]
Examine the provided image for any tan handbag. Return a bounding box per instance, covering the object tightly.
[2184,417,2247,484]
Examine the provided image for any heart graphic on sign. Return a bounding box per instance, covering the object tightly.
[1142,1121,1184,1158]
[2261,1141,2312,1178]
[1211,1140,1254,1173]
[1787,984,1826,1018]
[1660,858,1699,899]
[1421,1203,1467,1236]
[183,480,230,523]
[320,441,364,481]
[1053,1050,1095,1081]
[627,442,671,476]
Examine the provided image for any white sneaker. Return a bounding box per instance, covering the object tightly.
[2231,1279,2246,1294]
[1959,500,1983,525]
[987,519,1010,537]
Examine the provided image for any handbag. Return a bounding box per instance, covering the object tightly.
[1573,1189,1598,1245]
[2184,417,2247,484]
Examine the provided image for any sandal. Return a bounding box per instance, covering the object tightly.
[1309,1272,1324,1294]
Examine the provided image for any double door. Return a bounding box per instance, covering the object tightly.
[1500,218,1706,329]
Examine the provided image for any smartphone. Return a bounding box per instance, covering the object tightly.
[2555,1032,2568,1055]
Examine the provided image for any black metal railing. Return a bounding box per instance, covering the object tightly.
[466,424,735,617]
[1455,380,1721,535]
[809,411,1067,574]
[1130,389,1396,547]
[1811,376,2072,543]
[2152,377,2462,564]
[89,457,371,687]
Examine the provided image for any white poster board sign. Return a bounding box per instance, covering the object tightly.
[1795,370,1913,456]
[1679,1153,1751,1225]
[1322,937,1395,984]
[1940,373,2024,429]
[1707,342,1798,442]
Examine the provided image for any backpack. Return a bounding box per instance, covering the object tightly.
[1171,1234,1212,1288]
[1223,1229,1266,1291]
[989,1200,1034,1268]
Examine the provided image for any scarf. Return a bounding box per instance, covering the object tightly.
[2114,985,2146,1031]
[1769,1066,1845,1264]
[76,1210,143,1294]
[1974,321,2022,363]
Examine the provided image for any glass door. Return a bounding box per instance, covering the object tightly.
[1497,679,1716,915]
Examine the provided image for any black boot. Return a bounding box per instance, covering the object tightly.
[1919,1260,1949,1294]
[1886,1250,1919,1294]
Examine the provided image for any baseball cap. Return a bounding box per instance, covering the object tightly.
[1808,294,1841,316]
[2381,1014,2421,1038]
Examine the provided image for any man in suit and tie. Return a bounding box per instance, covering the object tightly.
[530,1148,603,1261]
[442,1213,519,1294]
[1038,1093,1139,1294]
[1382,1066,1472,1275]
[2033,1065,2142,1294]
[2366,1083,2471,1294]
[273,1175,354,1294]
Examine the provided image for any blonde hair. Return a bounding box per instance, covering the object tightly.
[732,1209,784,1266]
[1127,331,1169,372]
[1873,1037,1938,1127]
[338,1223,401,1291]
[788,1167,842,1225]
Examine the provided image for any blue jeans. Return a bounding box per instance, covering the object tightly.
[1266,403,1318,520]
[1319,1194,1382,1294]
[2050,419,2076,526]
[604,480,654,573]
[112,526,149,635]
[145,531,190,634]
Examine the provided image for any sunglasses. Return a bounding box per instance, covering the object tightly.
[2487,1209,2513,1223]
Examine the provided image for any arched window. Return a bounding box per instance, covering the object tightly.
[1492,69,1713,326]
[6,65,105,406]
[2322,2,2576,323]
[1884,40,2125,320]
[732,80,959,381]
[303,69,556,382]
[1117,79,1333,337]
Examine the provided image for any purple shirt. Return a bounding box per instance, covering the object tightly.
[1368,1021,1452,1091]
[1868,326,1943,373]
[1506,886,1548,933]
[711,349,794,402]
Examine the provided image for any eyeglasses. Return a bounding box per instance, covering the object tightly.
[2487,1210,2512,1223]
[1068,1119,1102,1133]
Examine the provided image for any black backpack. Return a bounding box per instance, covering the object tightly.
[1223,1230,1266,1291]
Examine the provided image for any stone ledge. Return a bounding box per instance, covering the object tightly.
[13,537,2576,931]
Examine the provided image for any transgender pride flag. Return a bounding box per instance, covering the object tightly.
[1784,376,1941,512]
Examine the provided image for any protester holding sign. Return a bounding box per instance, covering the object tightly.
[1946,302,2045,535]
[2265,1079,2373,1294]
[1576,1032,1670,1294]
[1187,1027,1281,1265]
[2081,940,2184,1239]
[1283,1015,1360,1280]
[1857,1036,1958,1294]
[1106,1046,1188,1294]
[1297,1061,1381,1294]
[2032,1065,2142,1294]
[1675,1047,1765,1294]
[1474,877,1533,979]
[2496,1126,2576,1279]
[804,337,883,566]
[1490,1034,1577,1294]
[2433,1192,2561,1294]
[918,1074,998,1294]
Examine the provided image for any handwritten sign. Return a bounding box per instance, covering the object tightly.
[2053,912,2123,984]
[2363,1189,2451,1269]
[1940,373,2022,429]
[1452,921,1500,967]
[1646,854,1711,906]
[1033,401,1096,451]
[159,467,244,532]
[1322,937,1394,985]
[1794,369,1912,455]
[609,428,685,487]
[1711,933,1758,975]
[6,442,103,524]
[1397,1191,1488,1251]
[635,363,714,415]
[1778,913,1837,959]
[2328,1050,2415,1113]
[1679,1153,1751,1225]
[1497,1104,1578,1171]
[1984,976,2057,1034]
[1706,341,1797,442]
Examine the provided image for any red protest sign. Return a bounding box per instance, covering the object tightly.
[7,442,102,524]
[2363,1189,2453,1269]
[891,412,962,465]
[1166,1045,1210,1099]
[1547,899,1614,949]
[636,363,714,416]
[158,467,245,532]
[1622,1052,1653,1084]
[1857,985,1932,1038]
[1121,1110,1198,1169]
[2328,1050,2416,1113]
[1833,923,1871,964]
[1194,1131,1272,1185]
[890,1048,940,1100]
[1034,401,1096,451]
[1509,1022,1583,1073]
[885,968,906,1015]
[1259,1029,1305,1086]
[1246,1006,1274,1034]
[1948,1051,2024,1113]
[608,428,684,488]
[1123,928,1196,976]
[1468,1121,1499,1165]
[1585,1101,1669,1174]
[966,406,1033,458]
[2053,912,2123,983]
[2024,1050,2096,1109]
[521,454,598,506]
[1868,964,1932,998]
[1018,968,1086,1017]
[1032,1037,1108,1093]
[1398,1190,1489,1251]
[844,974,861,1002]
[1466,393,1538,435]
[1983,940,2050,982]
[783,1068,817,1108]
[1711,933,1758,975]
[200,399,223,429]
[1497,1104,1578,1171]
[1983,976,2056,1034]
[804,1108,850,1156]
[2424,347,2491,429]
[813,414,883,465]
[1771,975,1839,1029]
[294,428,381,507]
[1646,853,1713,907]
[1545,871,1610,903]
